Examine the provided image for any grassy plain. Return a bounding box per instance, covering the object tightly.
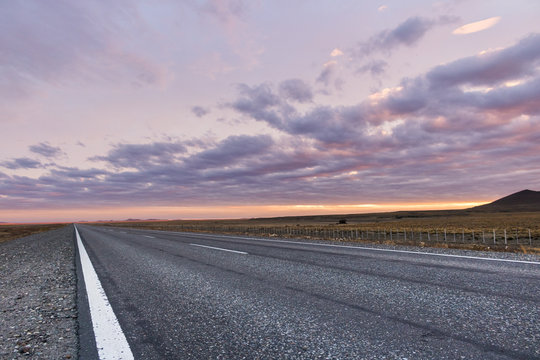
[0,223,67,243]
[93,210,540,254]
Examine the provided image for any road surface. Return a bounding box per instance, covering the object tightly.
[75,224,540,359]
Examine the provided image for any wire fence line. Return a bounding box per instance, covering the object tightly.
[149,224,539,248]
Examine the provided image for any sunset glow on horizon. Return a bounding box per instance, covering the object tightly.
[1,1,539,222]
[0,202,490,223]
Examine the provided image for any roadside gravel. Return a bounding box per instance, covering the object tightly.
[0,225,77,359]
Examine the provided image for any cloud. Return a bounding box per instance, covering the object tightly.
[0,134,288,208]
[316,61,343,90]
[330,48,344,57]
[427,33,540,88]
[279,79,313,103]
[356,17,434,58]
[357,60,388,76]
[453,16,501,35]
[29,142,62,158]
[3,34,540,210]
[1,157,43,170]
[196,0,248,27]
[228,33,540,157]
[317,61,337,86]
[0,1,168,98]
[192,106,210,117]
[230,83,286,127]
[378,5,388,12]
[354,16,457,59]
[90,141,188,169]
[185,134,274,168]
[49,167,108,179]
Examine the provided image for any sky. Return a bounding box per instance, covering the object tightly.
[1,0,540,222]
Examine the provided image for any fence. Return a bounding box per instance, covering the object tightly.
[147,224,539,249]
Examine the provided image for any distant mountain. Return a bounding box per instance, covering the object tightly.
[471,189,540,212]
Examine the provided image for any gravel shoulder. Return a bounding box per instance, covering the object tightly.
[0,225,77,359]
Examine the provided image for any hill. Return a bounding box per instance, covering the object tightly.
[470,189,540,212]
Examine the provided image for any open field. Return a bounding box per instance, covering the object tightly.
[91,210,540,254]
[0,223,67,243]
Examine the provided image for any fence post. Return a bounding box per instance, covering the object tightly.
[482,230,485,243]
[462,229,464,242]
[504,229,507,245]
[444,229,447,242]
[493,229,496,244]
[472,230,474,243]
[390,229,392,241]
[516,229,519,244]
[529,229,532,246]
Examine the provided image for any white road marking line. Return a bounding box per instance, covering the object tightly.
[75,226,134,360]
[190,243,248,255]
[143,235,155,238]
[181,233,540,265]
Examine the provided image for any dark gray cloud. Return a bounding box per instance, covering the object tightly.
[477,76,540,115]
[91,141,188,169]
[279,79,313,103]
[3,34,540,211]
[356,17,435,58]
[185,134,273,168]
[352,16,457,77]
[1,122,540,209]
[230,83,286,127]
[357,60,388,76]
[1,157,43,170]
[316,65,334,87]
[427,33,540,88]
[50,167,108,179]
[192,106,210,117]
[224,33,540,189]
[316,62,343,90]
[29,142,62,157]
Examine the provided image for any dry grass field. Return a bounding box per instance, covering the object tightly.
[93,210,540,254]
[0,223,67,243]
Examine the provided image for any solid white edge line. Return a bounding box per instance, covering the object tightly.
[190,243,248,255]
[75,225,134,360]
[177,232,540,265]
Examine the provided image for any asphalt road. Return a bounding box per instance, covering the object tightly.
[75,225,540,359]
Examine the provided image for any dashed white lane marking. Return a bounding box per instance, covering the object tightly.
[180,233,540,266]
[143,235,155,238]
[190,243,248,255]
[75,226,134,360]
